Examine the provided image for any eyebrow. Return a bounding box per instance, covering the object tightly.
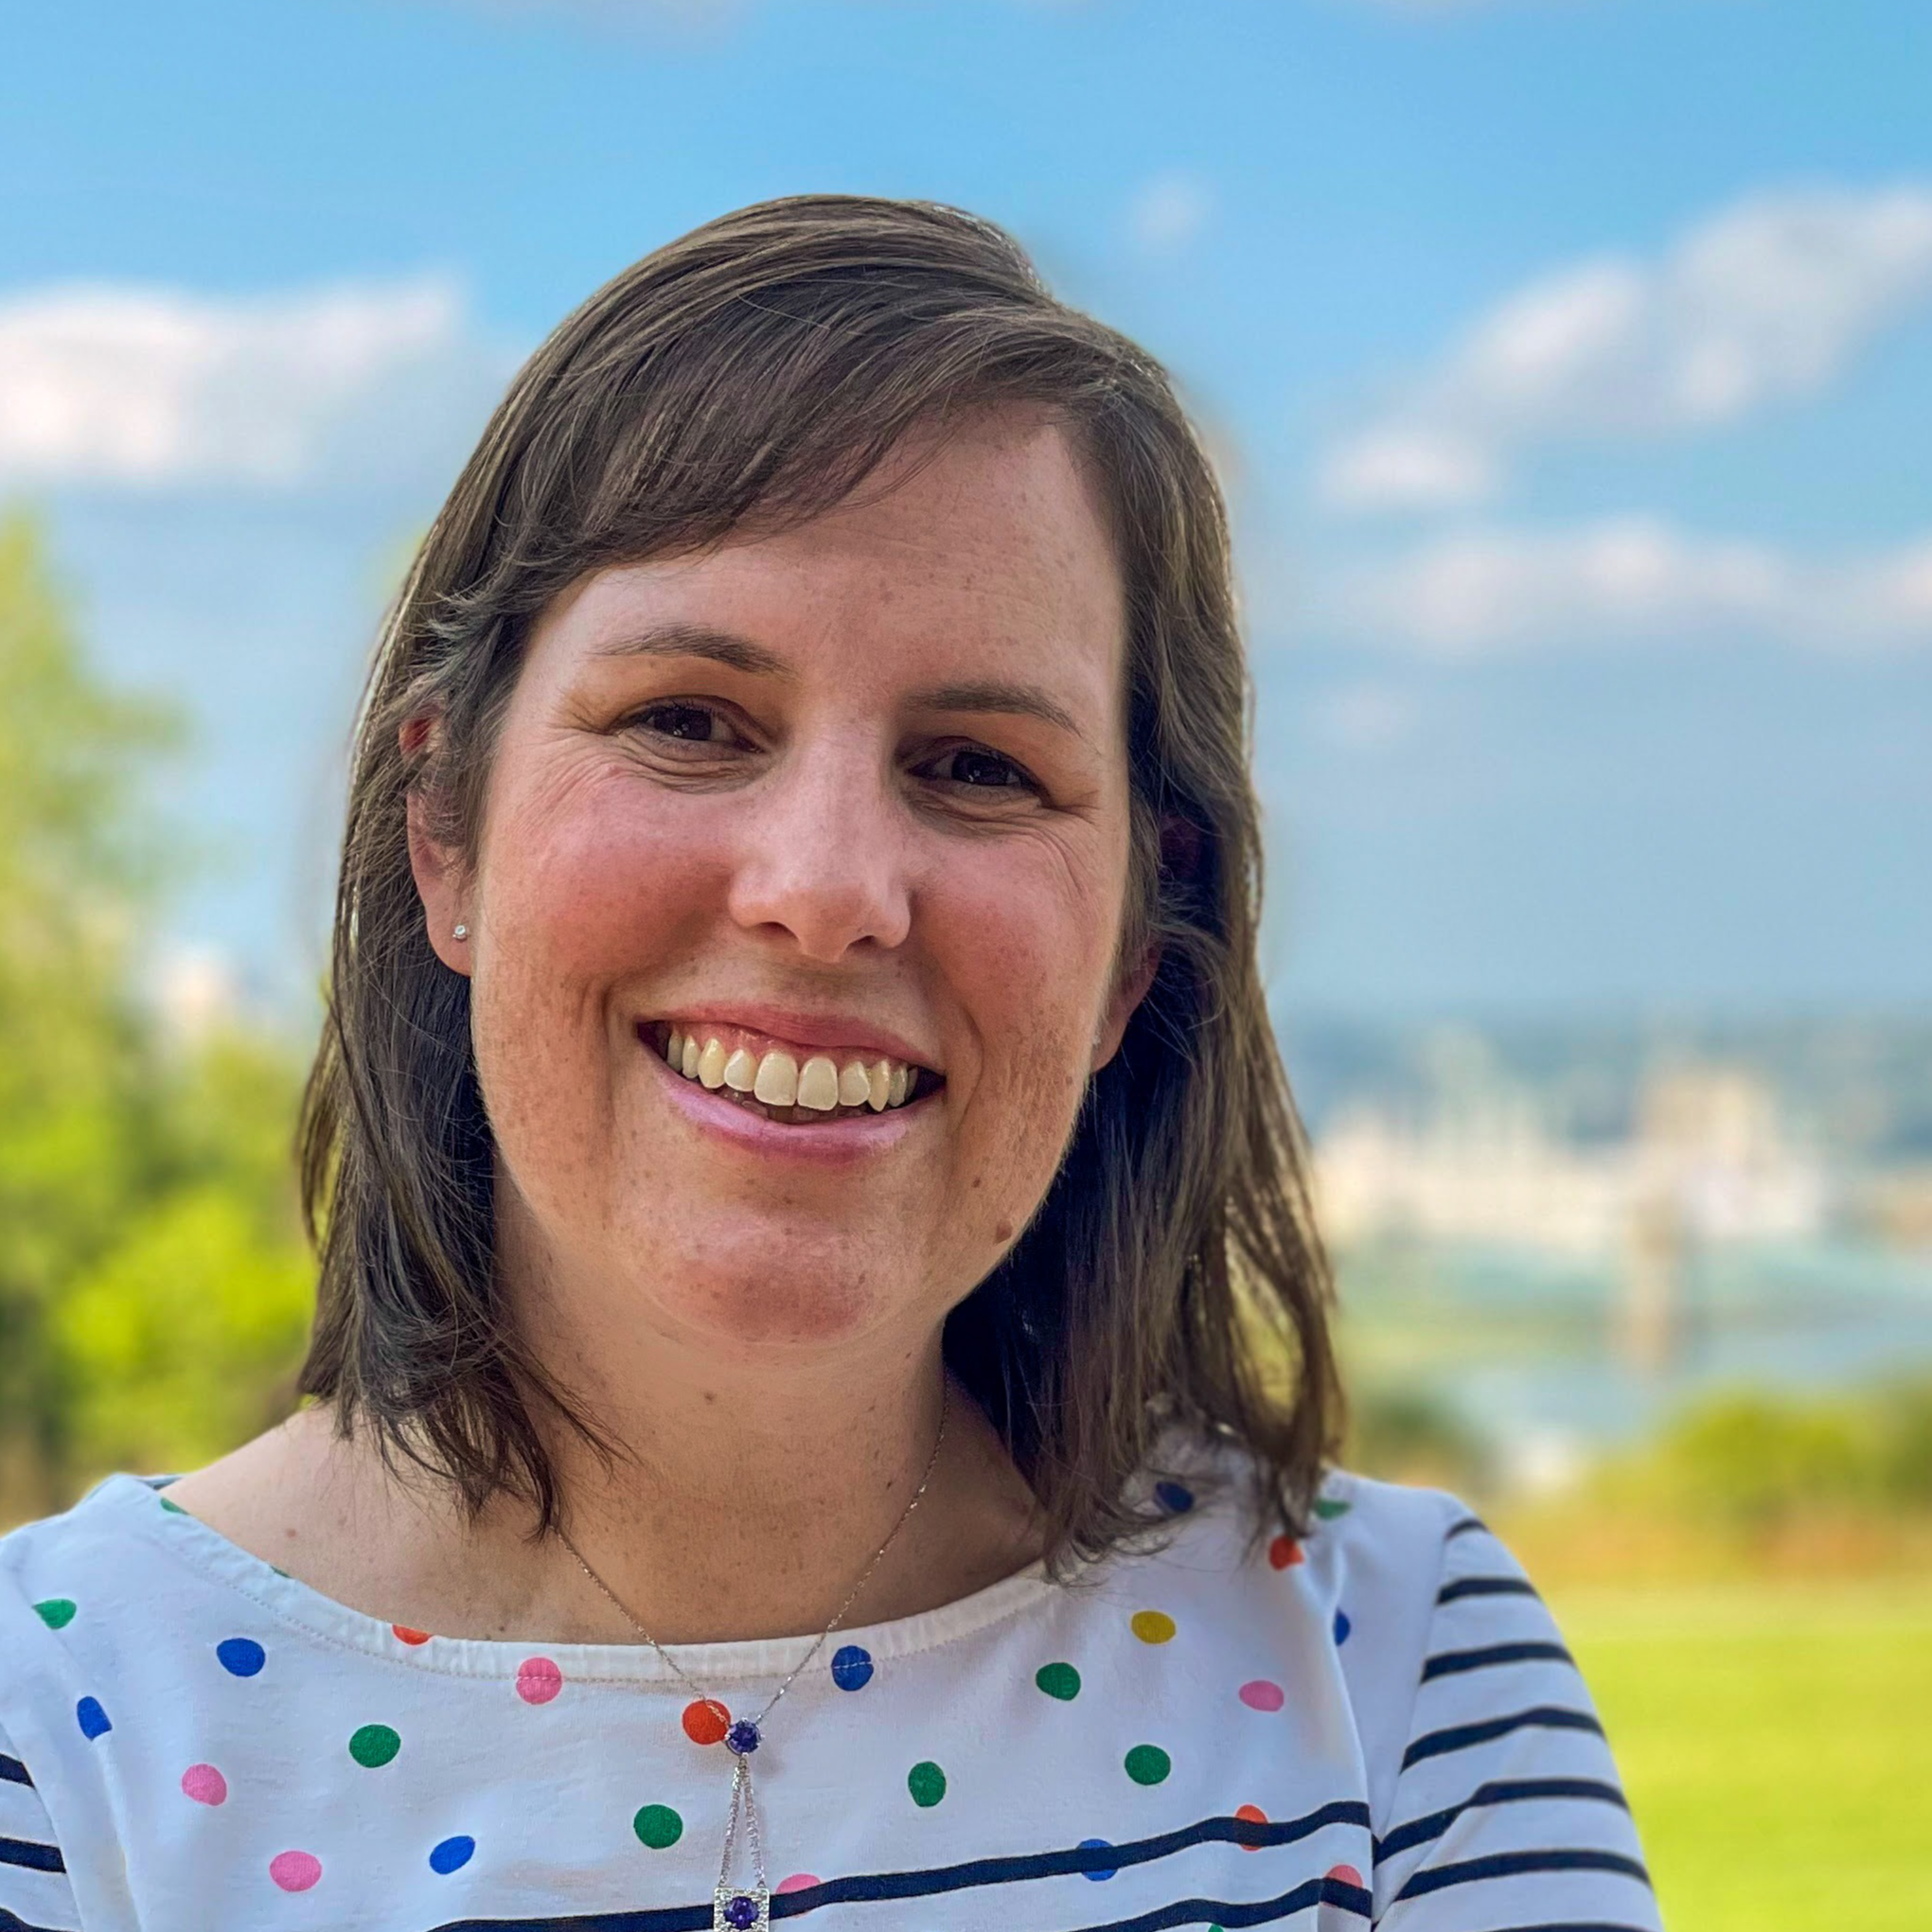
[590,622,1086,740]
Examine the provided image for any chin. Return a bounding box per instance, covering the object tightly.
[648,1244,912,1352]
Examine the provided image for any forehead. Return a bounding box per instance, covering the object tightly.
[533,414,1127,707]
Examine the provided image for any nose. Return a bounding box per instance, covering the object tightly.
[724,728,912,961]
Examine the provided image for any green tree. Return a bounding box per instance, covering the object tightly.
[0,509,315,1518]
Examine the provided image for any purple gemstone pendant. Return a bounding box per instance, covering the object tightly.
[713,1883,770,1930]
[724,1718,761,1755]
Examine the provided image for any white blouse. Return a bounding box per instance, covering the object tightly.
[0,1425,1661,1930]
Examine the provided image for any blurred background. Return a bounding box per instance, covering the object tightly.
[3,3,1928,1923]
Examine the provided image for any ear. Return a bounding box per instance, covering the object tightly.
[1093,941,1161,1072]
[400,710,473,978]
[1092,811,1196,1070]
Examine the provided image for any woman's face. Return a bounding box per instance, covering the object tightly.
[412,409,1151,1368]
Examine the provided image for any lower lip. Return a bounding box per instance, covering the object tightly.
[642,1032,931,1166]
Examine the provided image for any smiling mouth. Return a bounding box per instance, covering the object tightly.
[645,1021,942,1126]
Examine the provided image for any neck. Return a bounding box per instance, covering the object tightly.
[538,1342,1012,1646]
[331,1247,1048,1649]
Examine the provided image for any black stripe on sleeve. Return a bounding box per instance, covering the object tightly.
[1375,1775,1630,1860]
[1401,1704,1604,1770]
[0,1836,65,1876]
[1393,1845,1651,1901]
[0,1761,29,1790]
[1445,1514,1489,1539]
[1437,1573,1541,1605]
[1422,1639,1574,1681]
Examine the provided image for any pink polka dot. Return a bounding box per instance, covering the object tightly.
[515,1656,563,1704]
[774,1873,820,1893]
[180,1764,227,1805]
[1326,1862,1365,1888]
[1238,1678,1285,1712]
[269,1850,322,1892]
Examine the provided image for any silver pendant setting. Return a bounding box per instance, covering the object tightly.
[713,1881,771,1930]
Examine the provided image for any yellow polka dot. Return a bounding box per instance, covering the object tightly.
[1130,1609,1177,1644]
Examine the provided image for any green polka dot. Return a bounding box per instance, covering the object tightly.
[633,1804,682,1849]
[1313,1497,1352,1520]
[348,1724,401,1767]
[159,1496,187,1515]
[1124,1744,1171,1786]
[1035,1661,1081,1701]
[33,1599,76,1630]
[907,1761,947,1808]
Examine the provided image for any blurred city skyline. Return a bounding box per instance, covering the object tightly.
[5,0,1930,1025]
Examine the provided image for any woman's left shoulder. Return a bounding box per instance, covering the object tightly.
[1222,1460,1660,1930]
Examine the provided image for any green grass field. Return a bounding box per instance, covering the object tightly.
[1551,1579,1932,1931]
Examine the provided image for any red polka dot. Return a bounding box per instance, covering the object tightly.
[180,1764,226,1806]
[515,1657,563,1704]
[391,1624,432,1646]
[682,1698,731,1745]
[1326,1863,1365,1888]
[775,1873,819,1892]
[1268,1534,1304,1569]
[269,1850,322,1891]
[1238,1678,1285,1711]
[1233,1802,1267,1851]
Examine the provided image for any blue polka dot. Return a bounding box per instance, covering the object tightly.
[1078,1837,1117,1881]
[217,1637,266,1676]
[830,1644,874,1692]
[75,1696,111,1740]
[1333,1607,1351,1645]
[1154,1480,1195,1514]
[429,1835,475,1874]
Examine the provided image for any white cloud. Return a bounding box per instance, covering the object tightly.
[1326,515,1932,656]
[0,274,515,492]
[1127,172,1215,256]
[1312,680,1420,753]
[1320,182,1932,511]
[1318,427,1498,514]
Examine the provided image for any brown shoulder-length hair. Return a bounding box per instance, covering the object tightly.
[295,192,1344,1580]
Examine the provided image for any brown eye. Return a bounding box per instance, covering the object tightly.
[630,702,726,743]
[928,745,1038,793]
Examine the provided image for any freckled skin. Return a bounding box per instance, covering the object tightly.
[411,408,1156,1374]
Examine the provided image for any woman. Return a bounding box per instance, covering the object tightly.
[0,196,1662,1932]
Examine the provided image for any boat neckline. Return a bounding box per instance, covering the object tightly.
[78,1423,1227,1688]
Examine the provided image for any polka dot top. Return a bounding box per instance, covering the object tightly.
[0,1427,1661,1931]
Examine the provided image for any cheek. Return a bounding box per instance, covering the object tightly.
[481,769,717,981]
[469,775,718,1174]
[933,847,1119,1206]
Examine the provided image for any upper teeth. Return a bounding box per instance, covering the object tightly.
[662,1028,917,1111]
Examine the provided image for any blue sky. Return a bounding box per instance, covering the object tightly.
[5,0,1929,1024]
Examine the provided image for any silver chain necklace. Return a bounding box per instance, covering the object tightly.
[554,1378,949,1931]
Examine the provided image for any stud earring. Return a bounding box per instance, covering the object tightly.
[452,924,469,940]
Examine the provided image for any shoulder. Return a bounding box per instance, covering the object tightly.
[1161,1445,1659,1925]
[0,1472,152,1635]
[1303,1473,1661,1928]
[1,1468,180,1614]
[0,1468,230,1788]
